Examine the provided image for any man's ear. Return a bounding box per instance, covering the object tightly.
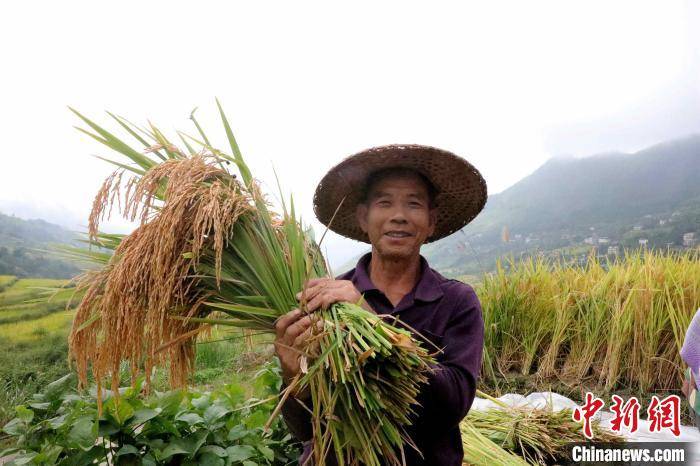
[427,208,437,237]
[356,204,369,233]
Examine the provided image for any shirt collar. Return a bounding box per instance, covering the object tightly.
[352,252,444,303]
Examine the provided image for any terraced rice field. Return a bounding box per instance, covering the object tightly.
[0,278,74,336]
[0,275,18,293]
[0,309,75,341]
[0,276,77,425]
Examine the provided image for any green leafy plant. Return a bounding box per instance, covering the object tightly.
[1,365,300,465]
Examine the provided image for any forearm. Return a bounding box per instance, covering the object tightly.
[280,384,313,441]
[413,286,484,429]
[417,362,477,428]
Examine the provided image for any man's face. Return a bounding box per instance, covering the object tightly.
[356,173,436,260]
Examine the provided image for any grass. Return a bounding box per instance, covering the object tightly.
[147,328,274,391]
[0,332,71,427]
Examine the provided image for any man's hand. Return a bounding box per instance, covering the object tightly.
[273,309,323,399]
[296,278,374,313]
[274,279,373,399]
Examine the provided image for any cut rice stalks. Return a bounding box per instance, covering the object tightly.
[462,393,623,465]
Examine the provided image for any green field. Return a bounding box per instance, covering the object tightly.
[0,278,74,425]
[0,276,271,428]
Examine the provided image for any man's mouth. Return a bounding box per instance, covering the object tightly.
[384,231,412,238]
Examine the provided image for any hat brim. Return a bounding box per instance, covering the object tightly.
[313,144,488,243]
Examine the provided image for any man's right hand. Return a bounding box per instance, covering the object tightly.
[273,308,321,399]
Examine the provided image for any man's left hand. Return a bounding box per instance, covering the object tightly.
[296,278,374,313]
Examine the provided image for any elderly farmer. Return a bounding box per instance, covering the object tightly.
[275,144,488,465]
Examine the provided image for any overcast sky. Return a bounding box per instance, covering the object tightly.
[1,1,698,268]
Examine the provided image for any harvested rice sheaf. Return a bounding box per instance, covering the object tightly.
[67,103,434,466]
[462,398,624,466]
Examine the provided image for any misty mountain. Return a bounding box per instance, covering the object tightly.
[423,134,700,276]
[0,212,82,278]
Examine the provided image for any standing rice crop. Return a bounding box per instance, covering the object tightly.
[479,249,700,393]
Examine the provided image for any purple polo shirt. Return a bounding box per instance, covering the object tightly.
[281,252,484,466]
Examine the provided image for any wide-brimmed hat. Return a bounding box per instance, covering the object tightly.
[313,144,488,243]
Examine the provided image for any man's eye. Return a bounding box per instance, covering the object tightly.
[376,200,391,207]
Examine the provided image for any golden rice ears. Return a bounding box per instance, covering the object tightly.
[70,154,252,396]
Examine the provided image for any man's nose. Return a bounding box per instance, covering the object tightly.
[389,207,408,223]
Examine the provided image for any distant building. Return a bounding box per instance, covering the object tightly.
[684,232,696,247]
[659,219,667,226]
[639,238,648,246]
[598,237,610,245]
[633,225,643,231]
[584,237,595,245]
[501,225,510,243]
[607,245,619,255]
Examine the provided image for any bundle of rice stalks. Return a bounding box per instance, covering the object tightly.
[66,101,434,466]
[460,421,530,466]
[461,392,623,465]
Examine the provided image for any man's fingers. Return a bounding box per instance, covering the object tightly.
[305,291,331,312]
[274,308,303,338]
[305,278,328,288]
[296,278,344,301]
[293,326,313,350]
[296,279,326,302]
[293,320,326,353]
[284,315,313,342]
[302,278,330,292]
[306,286,349,311]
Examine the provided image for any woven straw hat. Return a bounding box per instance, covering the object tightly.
[313,144,488,243]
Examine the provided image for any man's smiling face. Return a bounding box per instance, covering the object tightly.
[356,170,437,260]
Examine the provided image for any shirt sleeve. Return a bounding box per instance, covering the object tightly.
[280,383,313,442]
[413,286,484,430]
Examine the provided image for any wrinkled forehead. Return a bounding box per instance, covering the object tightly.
[368,175,430,198]
[363,169,434,201]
